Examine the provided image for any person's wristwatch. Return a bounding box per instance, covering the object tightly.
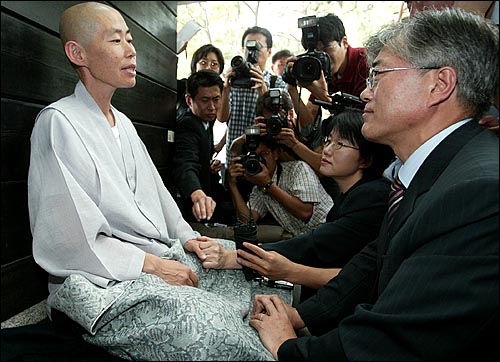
[260,180,274,194]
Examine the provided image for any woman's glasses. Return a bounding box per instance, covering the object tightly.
[323,136,359,150]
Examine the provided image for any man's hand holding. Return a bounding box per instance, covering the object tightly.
[250,66,267,95]
[244,163,271,188]
[274,122,300,150]
[298,70,329,101]
[250,294,300,360]
[228,157,245,185]
[210,158,222,174]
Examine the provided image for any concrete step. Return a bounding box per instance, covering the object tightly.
[1,300,47,329]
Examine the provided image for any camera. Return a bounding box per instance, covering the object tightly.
[282,15,332,85]
[263,88,288,136]
[238,126,266,175]
[230,39,261,88]
[312,91,363,115]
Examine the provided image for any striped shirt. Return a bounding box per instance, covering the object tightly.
[248,160,333,236]
[225,69,288,164]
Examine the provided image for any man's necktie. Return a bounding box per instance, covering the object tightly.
[387,174,406,226]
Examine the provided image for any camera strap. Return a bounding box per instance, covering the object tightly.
[270,75,277,88]
[276,163,282,187]
[311,106,322,132]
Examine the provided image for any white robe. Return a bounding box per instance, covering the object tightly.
[28,81,199,292]
[28,82,293,360]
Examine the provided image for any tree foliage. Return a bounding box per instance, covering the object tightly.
[177,1,405,78]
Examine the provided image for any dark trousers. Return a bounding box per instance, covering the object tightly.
[1,310,125,361]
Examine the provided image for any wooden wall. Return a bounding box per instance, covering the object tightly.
[1,1,179,321]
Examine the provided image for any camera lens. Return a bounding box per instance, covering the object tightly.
[266,119,282,136]
[231,55,252,75]
[230,56,255,88]
[231,56,245,70]
[244,158,262,175]
[293,55,322,83]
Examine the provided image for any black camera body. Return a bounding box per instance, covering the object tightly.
[282,16,332,85]
[238,126,266,175]
[292,50,332,84]
[239,153,266,176]
[264,113,288,136]
[263,88,288,136]
[230,39,261,88]
[312,91,363,115]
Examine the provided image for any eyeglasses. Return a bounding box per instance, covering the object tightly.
[323,136,359,150]
[198,59,220,69]
[366,66,439,90]
[258,151,271,158]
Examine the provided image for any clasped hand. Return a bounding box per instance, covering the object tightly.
[184,237,231,271]
[145,237,230,288]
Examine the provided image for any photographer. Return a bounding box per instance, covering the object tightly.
[257,90,367,202]
[227,92,333,243]
[255,89,323,174]
[218,26,289,173]
[283,13,368,150]
[271,49,294,76]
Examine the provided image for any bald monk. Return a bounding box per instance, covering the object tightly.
[28,3,284,360]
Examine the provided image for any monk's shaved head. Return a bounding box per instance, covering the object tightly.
[59,2,119,48]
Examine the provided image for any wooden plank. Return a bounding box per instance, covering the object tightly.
[135,123,169,167]
[1,1,80,33]
[1,100,42,182]
[0,182,32,264]
[1,12,177,125]
[110,1,177,50]
[163,1,177,16]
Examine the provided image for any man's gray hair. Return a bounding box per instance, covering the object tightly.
[364,8,499,118]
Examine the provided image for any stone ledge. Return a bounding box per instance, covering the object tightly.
[1,300,47,329]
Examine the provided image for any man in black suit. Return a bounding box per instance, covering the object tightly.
[248,8,499,360]
[173,70,235,230]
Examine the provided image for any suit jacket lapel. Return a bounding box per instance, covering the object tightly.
[387,121,484,239]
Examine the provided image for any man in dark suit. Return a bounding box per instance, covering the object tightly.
[248,8,499,360]
[173,70,235,230]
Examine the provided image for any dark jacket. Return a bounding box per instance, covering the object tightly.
[172,109,218,218]
[280,121,499,360]
[262,176,391,268]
